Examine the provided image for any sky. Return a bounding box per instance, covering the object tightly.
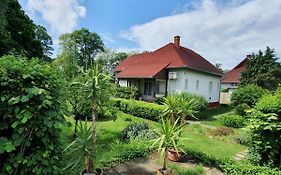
[19,0,281,69]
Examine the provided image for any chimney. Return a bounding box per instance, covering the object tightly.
[174,35,180,47]
[246,54,251,58]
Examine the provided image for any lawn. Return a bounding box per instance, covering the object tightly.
[61,109,246,173]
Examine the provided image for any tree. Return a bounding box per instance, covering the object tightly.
[240,47,281,91]
[34,25,54,61]
[69,64,113,172]
[96,49,128,75]
[59,28,105,69]
[0,0,53,60]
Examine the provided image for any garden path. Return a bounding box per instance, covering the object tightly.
[106,152,225,175]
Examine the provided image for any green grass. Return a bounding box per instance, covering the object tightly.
[61,109,246,173]
[198,105,235,127]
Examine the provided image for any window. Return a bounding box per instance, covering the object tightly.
[217,82,220,93]
[144,81,153,96]
[155,82,160,94]
[196,80,199,90]
[184,79,188,90]
[209,81,213,95]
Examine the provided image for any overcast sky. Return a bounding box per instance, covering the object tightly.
[19,0,281,69]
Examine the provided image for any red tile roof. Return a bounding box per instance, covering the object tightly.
[115,42,222,78]
[221,57,249,83]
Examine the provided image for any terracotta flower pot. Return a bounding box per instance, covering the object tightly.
[156,169,173,175]
[167,148,181,162]
[80,168,103,175]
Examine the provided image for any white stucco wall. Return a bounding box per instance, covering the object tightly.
[118,79,128,87]
[167,69,221,103]
[221,83,238,90]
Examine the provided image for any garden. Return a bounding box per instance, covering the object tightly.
[1,1,281,174]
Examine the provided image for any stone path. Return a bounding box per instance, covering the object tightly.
[234,149,248,161]
[105,153,225,175]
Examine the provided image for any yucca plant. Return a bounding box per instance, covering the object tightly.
[63,121,93,173]
[162,95,182,124]
[152,116,184,171]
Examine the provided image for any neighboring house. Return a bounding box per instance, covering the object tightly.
[115,36,223,107]
[221,55,250,93]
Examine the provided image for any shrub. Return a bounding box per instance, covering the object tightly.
[112,98,165,121]
[231,84,269,107]
[178,92,208,111]
[247,110,281,167]
[255,93,281,115]
[233,131,250,146]
[115,85,140,99]
[0,56,67,174]
[120,122,153,141]
[220,115,245,128]
[222,161,281,175]
[208,127,234,137]
[235,103,251,116]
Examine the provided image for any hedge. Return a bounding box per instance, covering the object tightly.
[112,98,165,121]
[183,146,281,175]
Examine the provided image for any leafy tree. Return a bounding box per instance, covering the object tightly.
[59,28,104,69]
[96,49,128,75]
[34,25,54,61]
[241,47,281,91]
[0,0,53,60]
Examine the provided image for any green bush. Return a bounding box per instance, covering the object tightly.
[233,131,250,146]
[0,56,68,174]
[235,103,251,116]
[120,122,153,141]
[112,98,165,121]
[255,93,281,115]
[231,84,269,107]
[178,92,208,111]
[222,161,281,175]
[183,147,281,175]
[115,85,140,99]
[220,115,245,128]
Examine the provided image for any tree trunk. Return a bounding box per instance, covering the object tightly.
[163,148,167,170]
[91,98,97,170]
[85,153,93,173]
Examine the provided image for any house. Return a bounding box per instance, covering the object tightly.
[115,36,223,107]
[221,55,250,93]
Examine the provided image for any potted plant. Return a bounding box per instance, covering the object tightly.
[162,95,197,162]
[152,116,185,175]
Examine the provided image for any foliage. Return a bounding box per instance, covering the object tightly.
[96,49,128,75]
[208,127,234,137]
[152,117,184,170]
[0,0,53,60]
[247,110,281,167]
[241,47,281,91]
[222,161,281,175]
[220,114,245,128]
[169,163,205,175]
[255,93,281,115]
[231,84,268,107]
[233,131,250,146]
[63,121,93,172]
[162,94,198,123]
[69,64,115,170]
[235,103,251,116]
[120,122,154,141]
[113,98,165,121]
[0,55,67,174]
[115,85,140,99]
[179,92,208,111]
[58,28,104,69]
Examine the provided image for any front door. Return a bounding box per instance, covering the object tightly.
[143,81,154,100]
